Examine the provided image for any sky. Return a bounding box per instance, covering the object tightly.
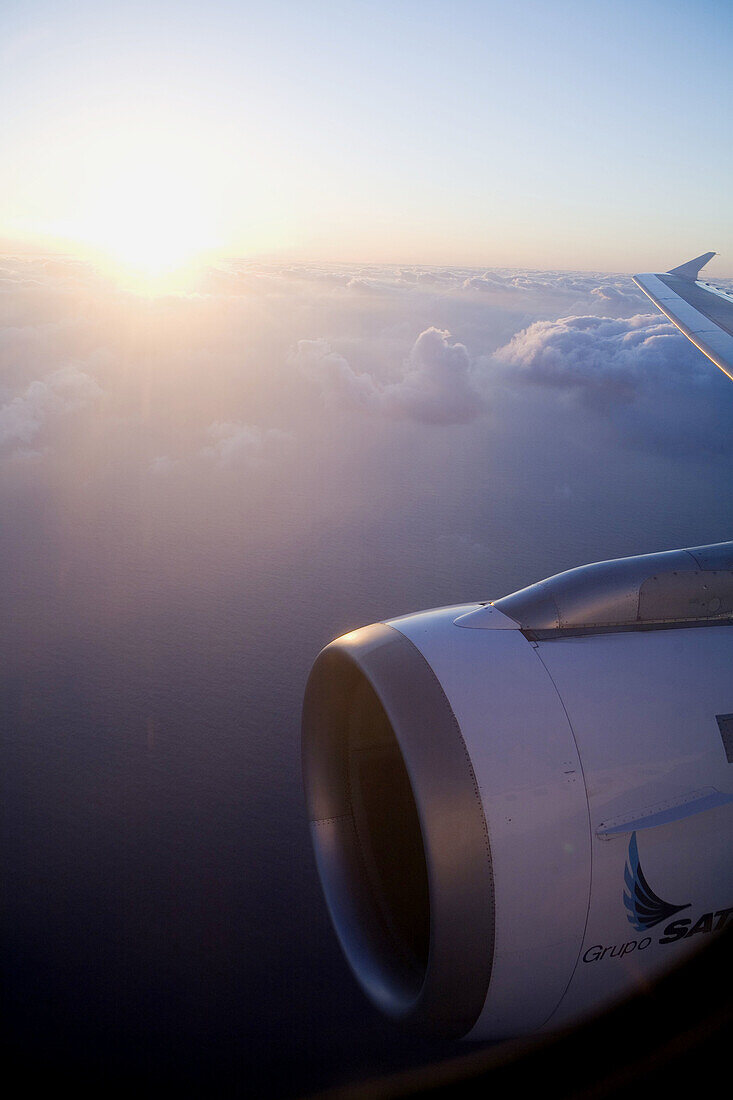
[1,0,732,273]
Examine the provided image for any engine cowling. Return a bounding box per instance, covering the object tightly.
[302,541,733,1039]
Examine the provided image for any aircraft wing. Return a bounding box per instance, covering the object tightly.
[633,252,733,381]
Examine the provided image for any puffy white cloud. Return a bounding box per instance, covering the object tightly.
[381,327,485,423]
[292,327,486,425]
[0,365,101,449]
[494,312,703,405]
[203,421,292,466]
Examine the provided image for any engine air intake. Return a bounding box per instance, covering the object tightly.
[301,623,494,1036]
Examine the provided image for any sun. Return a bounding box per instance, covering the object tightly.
[52,155,222,291]
[103,217,203,274]
[93,174,218,283]
[20,113,242,291]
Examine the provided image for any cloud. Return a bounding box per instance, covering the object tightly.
[381,327,485,423]
[203,421,292,466]
[292,327,486,425]
[591,283,647,307]
[462,272,512,292]
[294,339,380,412]
[507,272,603,295]
[0,365,101,449]
[149,455,178,475]
[0,254,721,475]
[494,312,703,405]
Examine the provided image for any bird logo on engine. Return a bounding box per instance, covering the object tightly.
[623,832,691,932]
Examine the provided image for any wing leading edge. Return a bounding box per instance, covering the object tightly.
[633,252,733,382]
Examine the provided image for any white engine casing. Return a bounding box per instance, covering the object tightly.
[302,542,733,1039]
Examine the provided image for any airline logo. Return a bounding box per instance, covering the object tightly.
[583,831,732,963]
[623,832,690,932]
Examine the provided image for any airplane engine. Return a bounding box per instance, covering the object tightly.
[302,541,733,1040]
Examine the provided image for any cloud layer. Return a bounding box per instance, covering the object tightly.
[1,252,730,483]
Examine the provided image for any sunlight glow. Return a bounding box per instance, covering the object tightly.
[2,3,730,273]
[72,169,218,280]
[19,118,229,291]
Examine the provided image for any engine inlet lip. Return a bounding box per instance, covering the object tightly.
[302,622,495,1038]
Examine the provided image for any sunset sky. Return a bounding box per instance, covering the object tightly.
[2,0,732,274]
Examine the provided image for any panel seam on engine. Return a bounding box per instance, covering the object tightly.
[529,640,594,1029]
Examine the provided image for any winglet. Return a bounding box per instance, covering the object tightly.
[667,251,716,280]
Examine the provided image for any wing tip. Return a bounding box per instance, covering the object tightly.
[667,251,717,281]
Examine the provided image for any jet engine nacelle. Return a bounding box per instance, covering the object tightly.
[302,541,733,1039]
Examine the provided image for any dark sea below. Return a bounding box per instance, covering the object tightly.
[1,519,487,1097]
[3,502,728,1098]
